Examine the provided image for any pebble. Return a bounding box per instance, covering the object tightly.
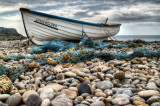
[51,93,73,106]
[114,70,125,80]
[40,88,55,100]
[34,73,43,78]
[112,98,130,105]
[138,90,159,98]
[90,101,105,106]
[5,93,21,106]
[0,94,10,101]
[75,104,88,106]
[22,90,38,103]
[104,89,113,96]
[151,102,160,106]
[0,101,8,106]
[133,101,149,106]
[146,95,160,105]
[138,65,149,69]
[95,92,106,97]
[65,72,77,77]
[41,99,51,106]
[146,81,159,90]
[44,83,64,92]
[155,79,160,87]
[15,82,25,90]
[61,89,77,99]
[56,73,65,80]
[26,94,42,106]
[78,82,91,95]
[96,81,113,90]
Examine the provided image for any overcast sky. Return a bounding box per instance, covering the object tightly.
[0,0,160,36]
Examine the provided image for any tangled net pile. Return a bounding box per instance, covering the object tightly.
[0,38,160,81]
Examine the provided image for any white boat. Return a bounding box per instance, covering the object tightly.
[20,8,121,45]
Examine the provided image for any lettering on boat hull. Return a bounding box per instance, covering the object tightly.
[34,19,58,30]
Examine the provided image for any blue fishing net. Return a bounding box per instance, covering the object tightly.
[0,37,160,81]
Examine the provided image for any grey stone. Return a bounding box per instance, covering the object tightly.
[96,81,113,90]
[146,81,158,90]
[26,94,42,106]
[41,99,51,106]
[151,102,160,106]
[75,104,88,106]
[0,94,10,101]
[0,101,8,106]
[90,101,105,106]
[40,88,55,100]
[122,90,133,97]
[146,95,160,105]
[6,93,21,106]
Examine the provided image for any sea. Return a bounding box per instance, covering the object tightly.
[114,35,160,41]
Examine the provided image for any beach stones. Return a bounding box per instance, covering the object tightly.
[0,94,10,101]
[113,70,125,80]
[96,81,113,90]
[61,89,77,99]
[138,90,159,98]
[51,93,73,106]
[0,75,12,94]
[40,88,55,100]
[65,72,77,77]
[146,81,158,90]
[78,82,91,95]
[112,94,130,105]
[131,57,143,64]
[95,92,106,97]
[22,90,38,103]
[90,101,105,106]
[44,83,64,92]
[5,93,21,106]
[41,99,51,106]
[47,58,56,65]
[29,62,40,69]
[26,94,42,106]
[146,95,160,105]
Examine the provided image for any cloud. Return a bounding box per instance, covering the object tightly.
[2,14,21,21]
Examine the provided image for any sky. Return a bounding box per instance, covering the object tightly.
[0,0,160,36]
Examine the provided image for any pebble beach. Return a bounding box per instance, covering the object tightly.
[0,39,160,106]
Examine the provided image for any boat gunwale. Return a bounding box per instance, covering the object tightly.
[20,8,121,27]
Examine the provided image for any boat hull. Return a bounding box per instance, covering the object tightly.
[20,8,121,45]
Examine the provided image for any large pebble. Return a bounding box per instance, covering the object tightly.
[0,101,8,106]
[96,81,113,90]
[41,99,50,106]
[51,93,73,106]
[22,90,38,103]
[138,90,159,98]
[78,82,91,95]
[138,65,149,69]
[146,81,159,90]
[146,95,160,105]
[0,94,10,101]
[61,89,77,99]
[15,82,25,90]
[90,101,105,106]
[151,102,160,106]
[155,79,160,87]
[40,88,55,100]
[112,98,130,105]
[133,101,149,106]
[65,72,77,77]
[5,93,21,106]
[26,94,42,106]
[95,92,106,97]
[56,73,65,80]
[44,83,64,92]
